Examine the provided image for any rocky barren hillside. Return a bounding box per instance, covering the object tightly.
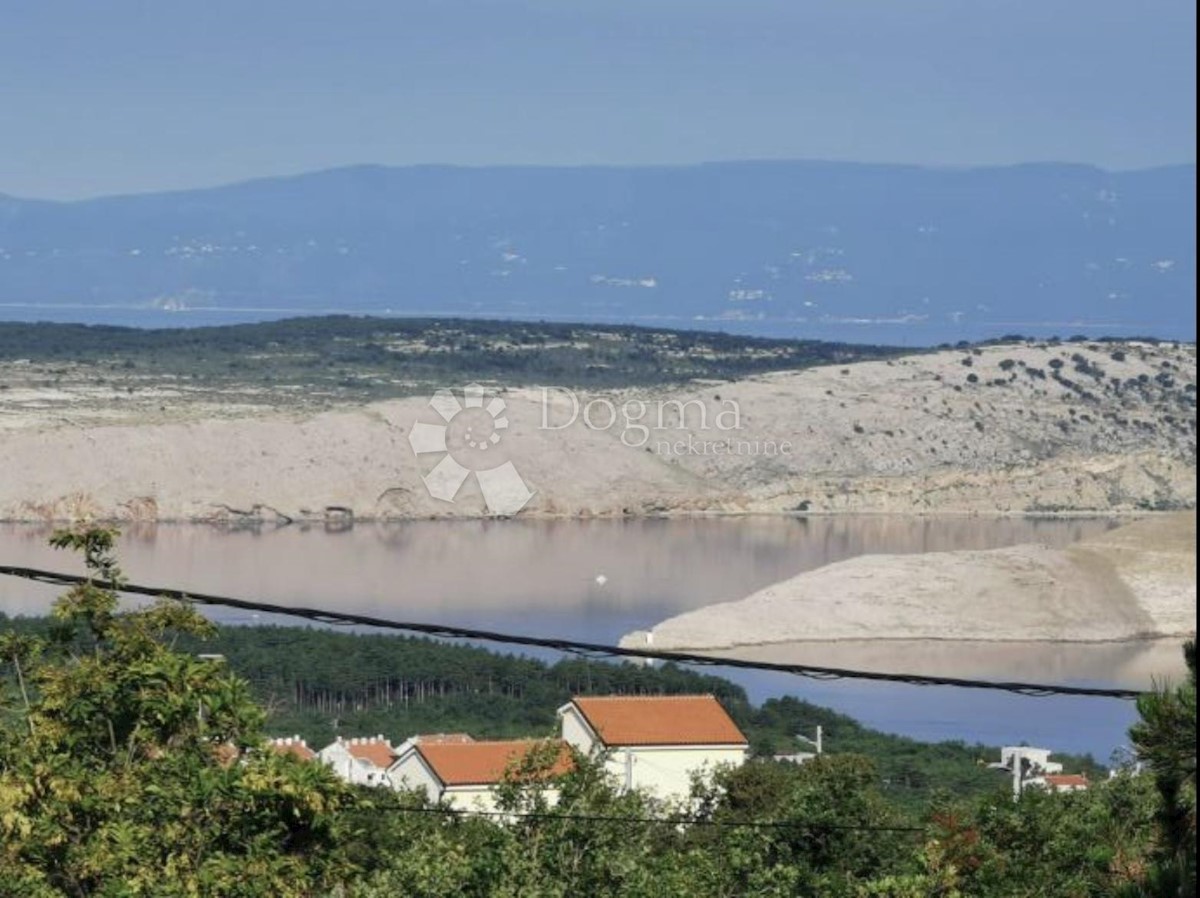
[654,337,1196,514]
[0,333,1193,521]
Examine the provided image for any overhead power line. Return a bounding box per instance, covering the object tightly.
[377,801,927,834]
[0,565,1145,700]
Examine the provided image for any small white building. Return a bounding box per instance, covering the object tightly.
[557,695,749,802]
[318,735,397,787]
[991,746,1073,797]
[999,746,1063,777]
[388,738,573,813]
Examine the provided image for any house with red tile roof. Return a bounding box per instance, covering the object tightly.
[990,746,1084,797]
[557,695,748,801]
[388,738,574,812]
[266,735,317,762]
[318,735,398,787]
[1042,773,1090,793]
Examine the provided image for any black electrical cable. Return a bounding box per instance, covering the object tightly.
[371,801,927,834]
[0,565,1145,699]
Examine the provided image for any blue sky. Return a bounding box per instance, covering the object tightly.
[2,0,1195,199]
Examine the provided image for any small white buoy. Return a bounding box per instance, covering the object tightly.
[594,574,608,586]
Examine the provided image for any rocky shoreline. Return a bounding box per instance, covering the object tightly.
[620,513,1197,651]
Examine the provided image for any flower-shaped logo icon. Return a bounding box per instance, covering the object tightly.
[408,383,534,515]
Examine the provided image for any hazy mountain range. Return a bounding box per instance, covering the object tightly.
[0,161,1194,342]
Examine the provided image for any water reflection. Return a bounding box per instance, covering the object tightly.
[1,515,1165,757]
[0,516,1121,625]
[704,639,1187,690]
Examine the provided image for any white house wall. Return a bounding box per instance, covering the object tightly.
[318,744,359,784]
[318,744,389,787]
[442,786,502,813]
[559,707,598,754]
[442,786,562,815]
[388,753,444,801]
[603,746,748,802]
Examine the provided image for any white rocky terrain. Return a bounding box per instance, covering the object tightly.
[0,339,1194,521]
[620,513,1196,649]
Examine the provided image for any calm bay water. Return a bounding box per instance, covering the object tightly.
[0,515,1182,760]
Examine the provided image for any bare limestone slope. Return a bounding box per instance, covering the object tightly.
[0,339,1193,521]
[620,513,1197,649]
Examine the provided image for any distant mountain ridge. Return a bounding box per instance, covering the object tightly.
[0,161,1194,341]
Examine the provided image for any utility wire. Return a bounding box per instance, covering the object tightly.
[373,801,927,834]
[0,565,1145,700]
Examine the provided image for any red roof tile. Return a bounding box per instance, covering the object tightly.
[569,695,747,747]
[343,738,396,769]
[416,739,574,787]
[267,738,316,762]
[1045,774,1089,789]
